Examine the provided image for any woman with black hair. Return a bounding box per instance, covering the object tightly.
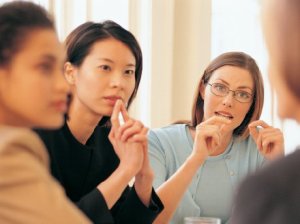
[36,21,163,224]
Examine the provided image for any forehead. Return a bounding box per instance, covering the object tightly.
[209,65,254,89]
[261,1,281,62]
[87,38,136,63]
[16,29,64,63]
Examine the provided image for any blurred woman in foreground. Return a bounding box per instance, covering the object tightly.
[231,0,300,223]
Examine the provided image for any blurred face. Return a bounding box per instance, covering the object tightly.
[0,29,69,129]
[262,0,300,122]
[201,65,254,132]
[68,38,136,117]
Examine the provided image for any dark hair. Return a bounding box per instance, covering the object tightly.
[190,52,264,139]
[0,1,54,67]
[65,20,143,111]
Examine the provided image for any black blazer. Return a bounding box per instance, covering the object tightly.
[35,123,163,224]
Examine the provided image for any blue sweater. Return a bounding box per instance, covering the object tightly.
[148,124,265,224]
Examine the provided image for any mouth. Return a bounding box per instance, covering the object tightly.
[215,111,234,120]
[52,100,68,113]
[103,96,123,106]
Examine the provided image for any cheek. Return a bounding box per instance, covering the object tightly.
[125,79,136,100]
[275,82,298,119]
[241,107,250,119]
[202,94,219,118]
[79,73,97,87]
[234,104,252,126]
[268,68,296,119]
[78,73,104,93]
[277,98,291,119]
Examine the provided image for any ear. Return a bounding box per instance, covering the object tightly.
[199,81,206,99]
[64,62,76,85]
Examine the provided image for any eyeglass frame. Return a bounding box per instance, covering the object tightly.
[207,83,254,103]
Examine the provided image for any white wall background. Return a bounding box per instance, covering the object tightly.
[1,0,299,154]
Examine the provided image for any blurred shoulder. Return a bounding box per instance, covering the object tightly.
[0,125,48,165]
[232,149,300,224]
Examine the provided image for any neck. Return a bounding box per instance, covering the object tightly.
[67,98,103,144]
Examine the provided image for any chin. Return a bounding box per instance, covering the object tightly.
[278,108,296,121]
[39,117,64,130]
[101,108,114,117]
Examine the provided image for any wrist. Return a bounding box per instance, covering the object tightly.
[116,163,137,183]
[134,180,153,207]
[186,154,205,168]
[135,170,154,188]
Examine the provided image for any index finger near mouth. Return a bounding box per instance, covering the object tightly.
[111,99,122,129]
[119,101,130,122]
[206,115,232,126]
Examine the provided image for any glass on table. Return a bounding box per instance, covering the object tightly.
[184,216,221,224]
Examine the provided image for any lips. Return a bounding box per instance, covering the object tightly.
[215,111,234,120]
[52,100,67,112]
[103,96,122,106]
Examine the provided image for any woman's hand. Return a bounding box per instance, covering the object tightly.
[109,100,153,206]
[134,129,154,207]
[192,116,231,164]
[248,120,284,160]
[98,100,146,209]
[109,100,144,178]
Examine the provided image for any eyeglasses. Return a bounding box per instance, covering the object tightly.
[207,83,253,103]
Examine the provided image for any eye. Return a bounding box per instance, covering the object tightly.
[124,69,135,75]
[38,62,54,74]
[236,91,252,99]
[213,83,227,93]
[99,65,111,71]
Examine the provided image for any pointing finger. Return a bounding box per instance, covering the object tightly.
[111,100,122,129]
[249,120,271,129]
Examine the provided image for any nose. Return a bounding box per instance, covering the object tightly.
[55,70,70,96]
[222,91,234,107]
[109,72,124,88]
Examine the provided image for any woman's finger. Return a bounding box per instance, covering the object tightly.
[111,99,122,129]
[121,121,144,142]
[120,100,130,122]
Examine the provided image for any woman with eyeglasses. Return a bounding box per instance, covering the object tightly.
[148,51,284,224]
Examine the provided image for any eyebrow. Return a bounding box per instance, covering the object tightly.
[36,54,64,71]
[216,78,253,91]
[40,54,57,62]
[97,58,136,67]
